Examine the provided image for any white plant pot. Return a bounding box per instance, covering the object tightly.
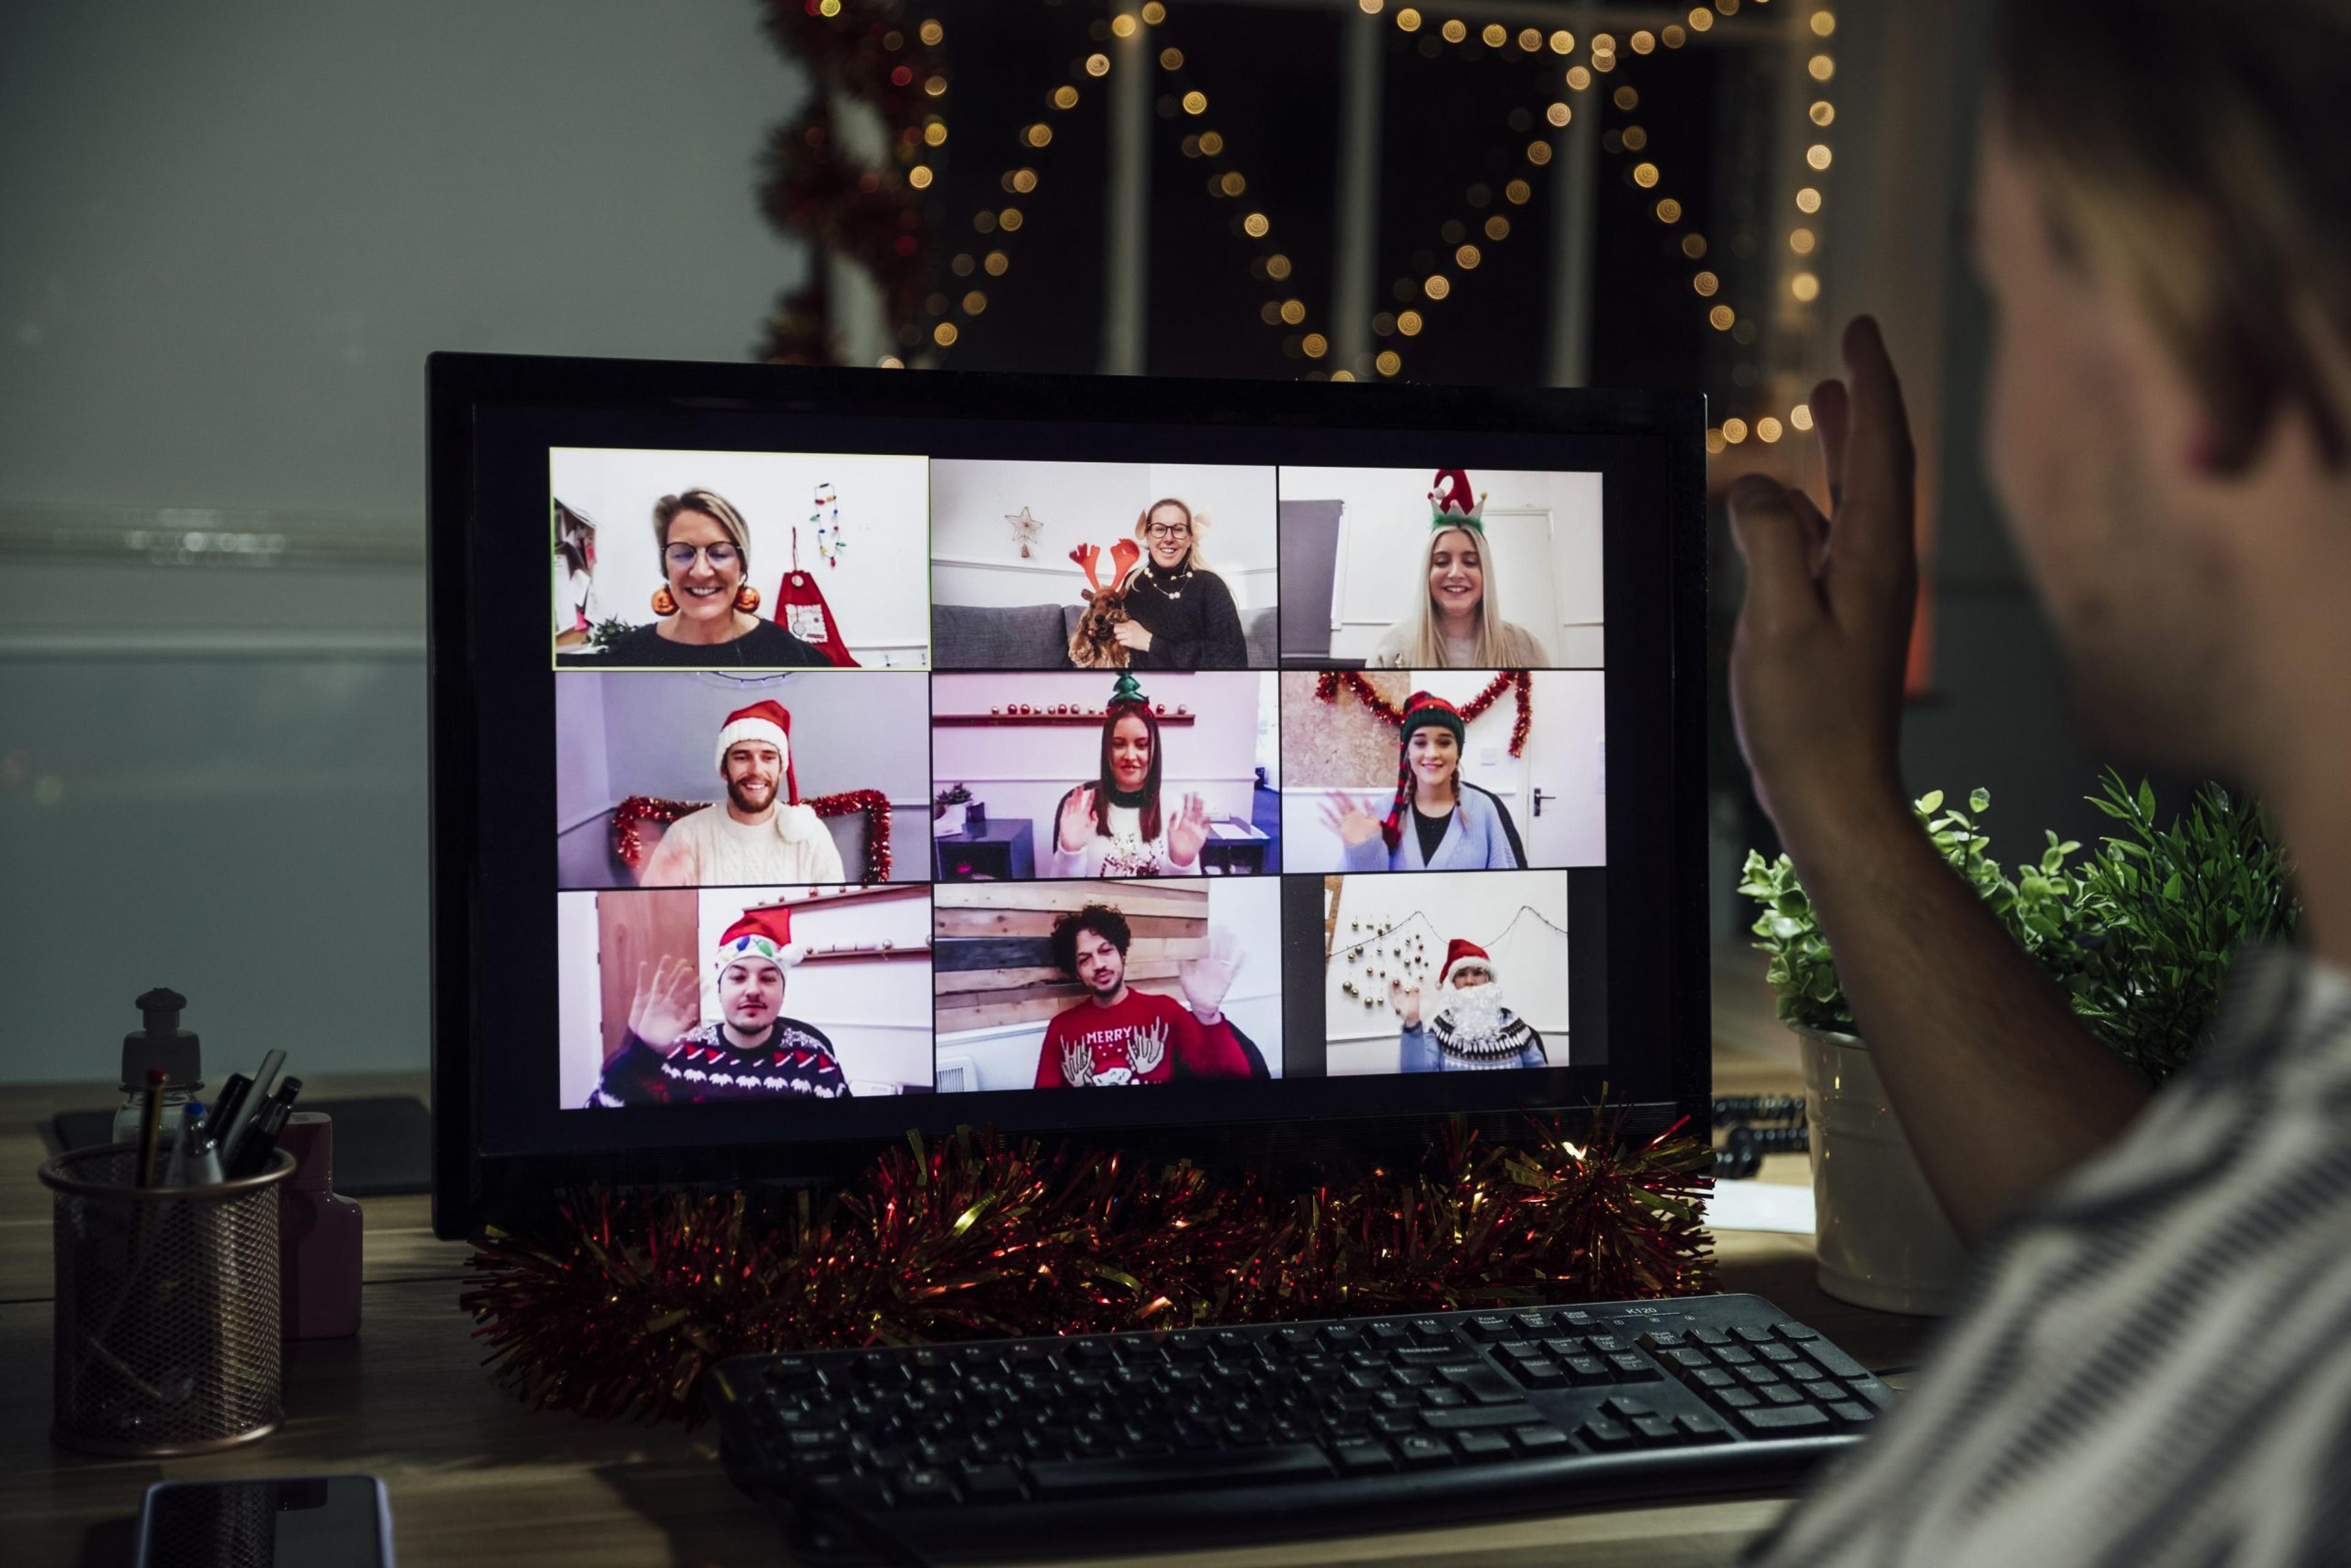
[1795,1025,1971,1316]
[931,803,969,838]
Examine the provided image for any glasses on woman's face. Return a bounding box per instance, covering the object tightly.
[1145,523,1191,541]
[664,542,740,572]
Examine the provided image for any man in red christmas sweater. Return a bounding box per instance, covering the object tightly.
[1033,902,1261,1087]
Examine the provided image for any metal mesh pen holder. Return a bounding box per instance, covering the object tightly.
[40,1143,294,1456]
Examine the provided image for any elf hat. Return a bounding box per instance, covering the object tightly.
[714,700,798,804]
[1427,468,1487,531]
[1380,692,1468,850]
[1439,939,1497,988]
[714,904,805,975]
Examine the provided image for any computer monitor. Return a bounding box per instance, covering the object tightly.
[426,354,1707,1240]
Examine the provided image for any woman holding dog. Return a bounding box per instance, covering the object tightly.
[1049,672,1210,878]
[1108,498,1249,670]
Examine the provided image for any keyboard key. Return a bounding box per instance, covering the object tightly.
[1845,1380,1897,1410]
[1393,1345,1479,1367]
[1420,1389,1469,1409]
[1786,1360,1826,1382]
[1579,1416,1632,1450]
[1512,1363,1567,1390]
[1513,1425,1574,1454]
[1637,1330,1687,1352]
[1734,1403,1832,1435]
[1760,1385,1807,1406]
[1396,1435,1453,1468]
[1692,1368,1736,1390]
[812,1472,889,1510]
[1717,1389,1762,1411]
[1828,1401,1877,1426]
[1391,1368,1434,1389]
[895,1467,959,1506]
[1027,1444,1335,1498]
[1801,1381,1845,1404]
[1320,1325,1363,1348]
[1760,1344,1799,1364]
[1629,1416,1679,1446]
[1585,1335,1627,1355]
[1734,1365,1783,1387]
[1716,1346,1757,1366]
[1466,1315,1516,1340]
[1603,1395,1655,1419]
[958,1462,1024,1502]
[1373,1412,1418,1436]
[1515,1311,1556,1334]
[1773,1322,1822,1342]
[1453,1430,1515,1461]
[1662,1348,1713,1371]
[1561,1356,1612,1385]
[1331,1438,1392,1472]
[1421,1404,1550,1431]
[1411,1318,1453,1341]
[1676,1412,1731,1442]
[1543,1337,1590,1360]
[1369,1321,1412,1346]
[1606,1353,1659,1381]
[1501,1341,1548,1362]
[1693,1327,1732,1346]
[1800,1341,1872,1380]
[1736,1326,1777,1345]
[1438,1364,1522,1405]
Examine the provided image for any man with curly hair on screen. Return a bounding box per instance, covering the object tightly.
[1033,902,1262,1086]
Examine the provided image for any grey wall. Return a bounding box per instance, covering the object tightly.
[0,1,810,1083]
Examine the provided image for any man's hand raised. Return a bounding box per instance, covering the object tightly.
[1727,316,1918,853]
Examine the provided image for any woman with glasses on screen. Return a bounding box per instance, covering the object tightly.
[561,489,831,667]
[1320,691,1527,871]
[1366,471,1553,669]
[1107,497,1249,670]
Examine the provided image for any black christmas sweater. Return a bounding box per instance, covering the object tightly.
[1119,563,1248,670]
[586,1019,851,1105]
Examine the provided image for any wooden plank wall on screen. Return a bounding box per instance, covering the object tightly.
[932,880,1208,1031]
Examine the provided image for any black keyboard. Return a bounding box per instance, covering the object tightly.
[713,1292,1894,1563]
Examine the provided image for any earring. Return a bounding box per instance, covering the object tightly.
[734,583,761,614]
[651,586,678,615]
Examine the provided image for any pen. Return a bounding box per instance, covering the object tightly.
[228,1077,303,1179]
[197,1072,251,1147]
[217,1049,286,1173]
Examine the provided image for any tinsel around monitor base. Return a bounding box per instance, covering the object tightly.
[461,1112,1715,1426]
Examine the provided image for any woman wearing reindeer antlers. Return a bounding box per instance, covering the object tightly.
[1047,672,1210,879]
[1111,497,1248,670]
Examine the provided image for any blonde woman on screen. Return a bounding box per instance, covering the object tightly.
[1366,469,1553,668]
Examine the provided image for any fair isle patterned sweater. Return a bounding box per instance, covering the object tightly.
[587,1019,850,1106]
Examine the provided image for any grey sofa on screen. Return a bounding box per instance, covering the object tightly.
[932,602,1277,669]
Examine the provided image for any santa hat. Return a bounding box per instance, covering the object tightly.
[1439,939,1496,988]
[1380,692,1468,850]
[714,905,805,974]
[714,700,798,804]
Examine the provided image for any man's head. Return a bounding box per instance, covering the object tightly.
[1976,1,2351,776]
[1052,902,1133,1001]
[713,702,797,822]
[1436,939,1507,1032]
[712,906,801,1042]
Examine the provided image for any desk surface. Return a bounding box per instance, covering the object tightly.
[2,957,1930,1566]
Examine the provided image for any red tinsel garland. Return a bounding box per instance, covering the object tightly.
[756,2,943,364]
[461,1111,1713,1427]
[1314,670,1534,758]
[611,790,894,885]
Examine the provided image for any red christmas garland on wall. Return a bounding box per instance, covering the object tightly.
[462,1110,1714,1427]
[611,790,894,885]
[756,2,945,364]
[1314,670,1534,757]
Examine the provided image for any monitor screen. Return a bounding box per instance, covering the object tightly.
[430,358,1705,1235]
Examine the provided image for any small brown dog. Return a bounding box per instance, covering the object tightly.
[1067,539,1142,669]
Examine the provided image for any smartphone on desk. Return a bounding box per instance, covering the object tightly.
[135,1474,394,1567]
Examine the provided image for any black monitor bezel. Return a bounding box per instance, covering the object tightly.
[427,352,1709,1240]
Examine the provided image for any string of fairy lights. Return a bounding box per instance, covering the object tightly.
[841,1,1836,446]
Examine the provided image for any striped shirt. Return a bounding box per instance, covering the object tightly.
[1747,946,2351,1568]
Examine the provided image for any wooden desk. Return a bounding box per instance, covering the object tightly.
[1,963,1930,1566]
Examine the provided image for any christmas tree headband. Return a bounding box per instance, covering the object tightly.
[1107,670,1150,710]
[1427,468,1487,532]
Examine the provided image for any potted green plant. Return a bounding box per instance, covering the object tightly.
[932,782,975,838]
[1739,775,2295,1315]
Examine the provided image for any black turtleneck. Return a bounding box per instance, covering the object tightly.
[1118,560,1248,670]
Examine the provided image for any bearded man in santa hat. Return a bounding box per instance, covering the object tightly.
[587,904,850,1105]
[639,700,846,887]
[1389,939,1548,1072]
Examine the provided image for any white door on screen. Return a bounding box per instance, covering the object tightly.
[1516,671,1608,868]
[1477,507,1559,655]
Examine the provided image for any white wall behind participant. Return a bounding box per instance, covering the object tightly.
[553,448,931,667]
[933,877,1286,1093]
[1322,869,1570,1077]
[1281,466,1602,667]
[930,460,1278,612]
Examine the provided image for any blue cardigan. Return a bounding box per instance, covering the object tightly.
[1341,782,1527,872]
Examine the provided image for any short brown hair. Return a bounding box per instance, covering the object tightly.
[1992,1,2351,470]
[651,489,752,569]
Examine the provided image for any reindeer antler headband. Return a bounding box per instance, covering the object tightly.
[1071,538,1144,595]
